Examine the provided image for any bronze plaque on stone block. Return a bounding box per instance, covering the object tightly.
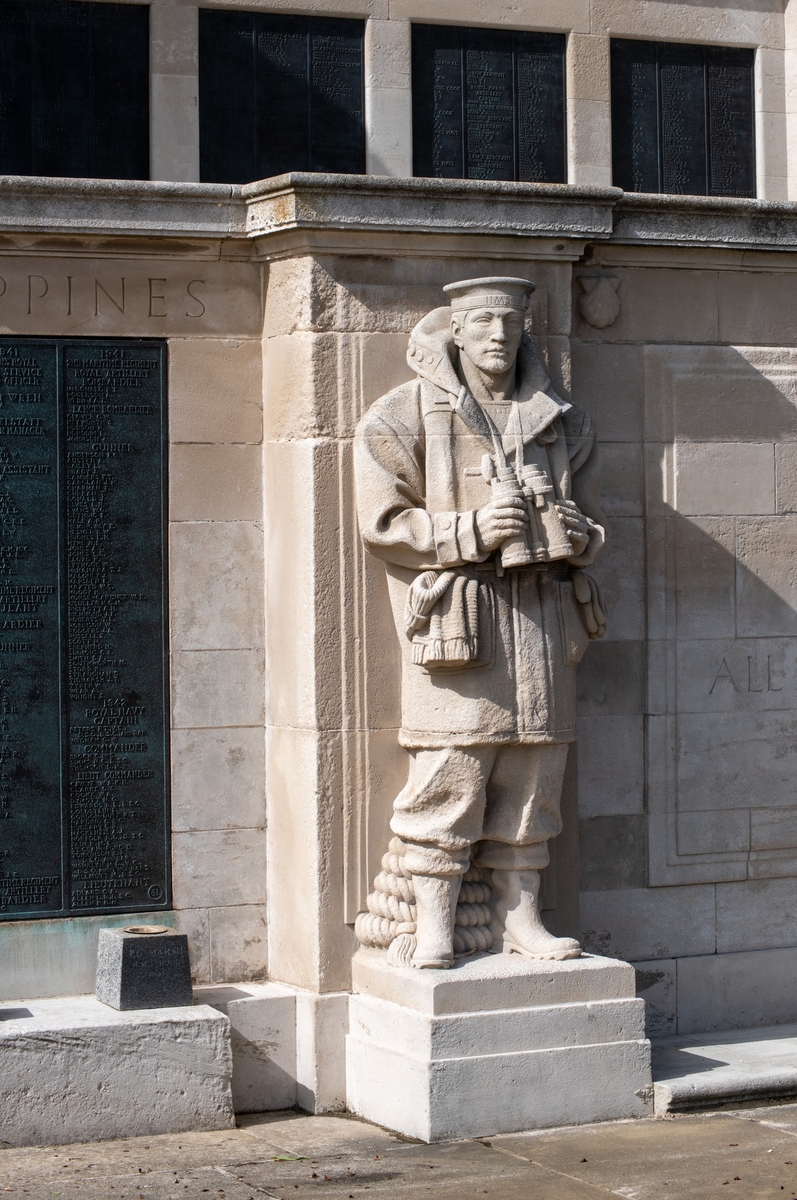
[0,339,169,920]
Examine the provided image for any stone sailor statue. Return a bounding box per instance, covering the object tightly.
[353,277,607,969]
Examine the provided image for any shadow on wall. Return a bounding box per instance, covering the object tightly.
[573,340,797,1036]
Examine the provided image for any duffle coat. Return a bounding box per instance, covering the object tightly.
[354,308,606,750]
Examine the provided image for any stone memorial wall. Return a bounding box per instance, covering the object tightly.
[1,174,797,1073]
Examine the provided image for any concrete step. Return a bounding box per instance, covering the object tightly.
[653,1023,797,1113]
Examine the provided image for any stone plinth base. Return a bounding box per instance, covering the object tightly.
[346,949,653,1141]
[0,996,234,1146]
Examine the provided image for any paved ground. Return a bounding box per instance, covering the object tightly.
[4,1104,797,1199]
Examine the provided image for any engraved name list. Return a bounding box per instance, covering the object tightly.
[0,338,169,920]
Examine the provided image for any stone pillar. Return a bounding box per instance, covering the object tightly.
[784,0,797,200]
[757,45,789,201]
[567,33,613,188]
[150,1,200,183]
[364,18,414,177]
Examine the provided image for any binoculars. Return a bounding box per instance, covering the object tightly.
[490,463,573,568]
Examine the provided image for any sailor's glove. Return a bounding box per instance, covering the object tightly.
[571,569,607,640]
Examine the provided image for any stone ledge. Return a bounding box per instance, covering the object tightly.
[615,191,797,250]
[243,173,619,239]
[653,1022,797,1114]
[0,995,234,1146]
[2,172,797,252]
[0,174,243,238]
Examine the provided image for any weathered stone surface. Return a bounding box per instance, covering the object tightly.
[677,947,797,1032]
[633,958,676,1037]
[675,443,775,516]
[0,996,233,1146]
[348,950,650,1140]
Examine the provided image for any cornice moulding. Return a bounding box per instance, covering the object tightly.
[0,174,796,252]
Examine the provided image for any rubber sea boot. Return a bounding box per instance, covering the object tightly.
[490,868,581,960]
[411,874,461,969]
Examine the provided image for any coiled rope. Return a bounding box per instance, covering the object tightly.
[354,836,494,958]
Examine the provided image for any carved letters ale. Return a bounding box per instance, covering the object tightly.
[0,339,170,920]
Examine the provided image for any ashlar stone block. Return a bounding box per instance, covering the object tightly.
[676,637,797,714]
[170,521,265,652]
[171,649,265,729]
[776,443,797,511]
[632,959,676,1037]
[581,886,716,962]
[197,982,297,1113]
[644,345,797,443]
[599,443,644,516]
[674,517,736,639]
[737,516,797,635]
[170,444,262,521]
[586,269,719,345]
[717,877,797,953]
[720,273,797,345]
[168,337,262,444]
[674,442,775,516]
[172,727,266,833]
[677,947,797,1033]
[677,711,797,813]
[0,997,233,1146]
[578,715,645,816]
[570,342,643,442]
[588,516,645,640]
[172,829,267,910]
[209,905,269,983]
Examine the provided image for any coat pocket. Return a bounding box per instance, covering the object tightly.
[557,580,591,667]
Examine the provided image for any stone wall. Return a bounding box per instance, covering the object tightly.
[70,0,794,201]
[572,237,797,1034]
[3,176,797,1037]
[0,188,268,997]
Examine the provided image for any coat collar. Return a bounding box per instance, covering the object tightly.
[408,306,571,451]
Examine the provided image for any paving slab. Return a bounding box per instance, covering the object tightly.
[653,1023,797,1112]
[495,1109,797,1199]
[3,1104,797,1200]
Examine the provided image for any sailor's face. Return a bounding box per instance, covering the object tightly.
[452,307,524,376]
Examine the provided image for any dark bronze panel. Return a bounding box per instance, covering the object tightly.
[200,11,365,184]
[610,40,659,193]
[611,39,755,198]
[707,49,756,198]
[0,0,149,181]
[464,34,515,181]
[412,24,565,184]
[308,22,366,174]
[0,343,62,917]
[659,43,706,196]
[0,340,170,922]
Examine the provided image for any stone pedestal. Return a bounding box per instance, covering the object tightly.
[346,949,652,1141]
[96,927,194,1010]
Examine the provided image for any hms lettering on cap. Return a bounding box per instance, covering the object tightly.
[443,276,535,312]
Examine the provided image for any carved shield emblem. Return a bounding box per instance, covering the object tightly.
[578,276,621,328]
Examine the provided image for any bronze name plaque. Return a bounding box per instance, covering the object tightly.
[0,338,169,920]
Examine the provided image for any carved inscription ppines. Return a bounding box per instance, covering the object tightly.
[0,339,169,921]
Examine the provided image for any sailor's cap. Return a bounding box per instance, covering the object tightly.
[443,276,535,313]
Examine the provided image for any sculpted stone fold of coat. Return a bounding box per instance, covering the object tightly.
[354,306,607,751]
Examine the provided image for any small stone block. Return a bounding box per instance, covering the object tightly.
[96,927,193,1010]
